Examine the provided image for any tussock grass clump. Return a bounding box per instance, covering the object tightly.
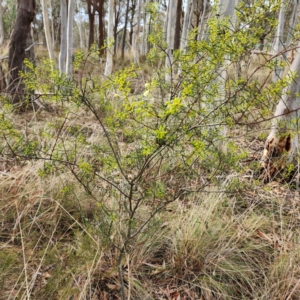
[2,160,300,299]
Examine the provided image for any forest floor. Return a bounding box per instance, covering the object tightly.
[1,49,300,299]
[1,104,300,300]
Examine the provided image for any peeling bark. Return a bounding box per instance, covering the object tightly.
[262,1,300,182]
[262,43,300,181]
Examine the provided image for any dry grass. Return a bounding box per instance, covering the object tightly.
[2,105,300,299]
[1,47,300,299]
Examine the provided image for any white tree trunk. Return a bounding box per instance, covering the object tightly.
[262,45,300,179]
[76,20,84,50]
[219,0,239,83]
[272,0,285,81]
[142,0,150,56]
[49,0,55,48]
[133,0,142,65]
[180,0,192,51]
[285,0,299,48]
[218,0,239,150]
[165,0,178,82]
[59,0,67,74]
[66,0,75,75]
[0,2,4,46]
[220,0,238,25]
[105,0,114,76]
[163,2,169,42]
[197,0,208,41]
[41,0,55,62]
[76,0,84,49]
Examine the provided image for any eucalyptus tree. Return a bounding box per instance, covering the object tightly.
[121,0,130,59]
[261,45,300,181]
[87,0,95,47]
[59,0,67,74]
[133,0,142,64]
[105,0,114,76]
[0,2,4,46]
[141,0,150,55]
[86,0,105,53]
[76,0,84,49]
[7,0,36,105]
[165,0,180,82]
[272,0,285,82]
[114,0,122,55]
[180,0,193,51]
[66,0,75,75]
[261,0,300,180]
[285,0,299,48]
[95,0,105,55]
[128,0,137,46]
[41,0,55,62]
[197,0,210,41]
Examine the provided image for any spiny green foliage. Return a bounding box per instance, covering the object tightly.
[1,1,299,298]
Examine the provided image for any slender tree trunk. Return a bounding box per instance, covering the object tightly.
[96,0,105,55]
[142,0,150,55]
[113,26,118,56]
[165,0,178,82]
[163,1,169,42]
[174,0,182,50]
[0,2,4,46]
[76,0,84,49]
[218,0,239,150]
[41,0,55,62]
[66,0,75,75]
[220,0,238,23]
[49,0,55,48]
[76,20,84,49]
[180,0,192,51]
[129,0,136,47]
[129,24,133,46]
[7,0,36,105]
[59,0,67,74]
[285,0,299,48]
[87,0,95,48]
[114,5,120,55]
[0,64,6,92]
[105,0,114,76]
[133,0,142,64]
[197,0,208,41]
[121,0,130,59]
[272,0,285,82]
[145,1,151,53]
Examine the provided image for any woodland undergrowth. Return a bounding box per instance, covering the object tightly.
[2,4,300,299]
